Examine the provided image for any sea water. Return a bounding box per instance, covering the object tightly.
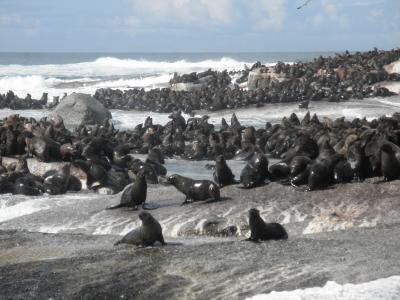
[0,52,334,99]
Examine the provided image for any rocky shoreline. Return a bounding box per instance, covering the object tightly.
[1,173,400,298]
[1,49,399,113]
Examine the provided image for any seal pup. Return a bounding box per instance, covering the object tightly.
[107,171,147,210]
[167,174,220,204]
[246,208,288,242]
[213,155,236,187]
[114,211,166,247]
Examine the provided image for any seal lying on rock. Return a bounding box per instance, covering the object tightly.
[43,164,72,195]
[246,208,288,242]
[167,174,220,204]
[114,211,166,247]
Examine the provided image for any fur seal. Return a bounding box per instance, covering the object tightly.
[43,164,71,195]
[380,143,400,181]
[240,153,269,188]
[167,174,220,204]
[13,176,43,196]
[114,211,166,246]
[246,208,288,242]
[213,155,236,187]
[107,171,147,210]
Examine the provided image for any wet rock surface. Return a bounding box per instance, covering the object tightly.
[1,178,400,238]
[1,223,400,300]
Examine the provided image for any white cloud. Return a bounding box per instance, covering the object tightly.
[311,0,349,27]
[368,8,384,20]
[347,0,384,6]
[0,14,21,26]
[126,0,286,30]
[248,0,286,30]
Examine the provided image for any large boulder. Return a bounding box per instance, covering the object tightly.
[50,93,111,127]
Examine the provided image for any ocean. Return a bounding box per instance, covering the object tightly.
[0,52,333,100]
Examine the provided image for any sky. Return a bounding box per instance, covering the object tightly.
[0,0,399,52]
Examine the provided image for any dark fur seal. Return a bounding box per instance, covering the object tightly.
[107,171,147,210]
[380,143,400,181]
[43,164,71,195]
[213,155,236,187]
[246,208,288,242]
[114,211,166,247]
[240,153,269,188]
[167,174,220,204]
[14,176,43,196]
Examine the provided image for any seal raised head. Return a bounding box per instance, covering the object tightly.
[247,208,288,242]
[114,211,166,247]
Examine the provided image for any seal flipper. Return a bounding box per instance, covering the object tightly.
[142,202,159,210]
[158,234,167,245]
[180,197,191,206]
[244,237,260,243]
[106,203,125,210]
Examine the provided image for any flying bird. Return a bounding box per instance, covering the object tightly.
[297,0,312,9]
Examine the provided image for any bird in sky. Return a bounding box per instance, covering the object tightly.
[297,0,312,9]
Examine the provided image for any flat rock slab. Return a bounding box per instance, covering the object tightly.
[0,224,400,300]
[1,179,400,239]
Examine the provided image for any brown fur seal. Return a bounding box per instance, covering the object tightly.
[167,174,220,204]
[114,211,166,247]
[246,208,288,242]
[107,171,147,210]
[213,155,236,187]
[380,143,400,181]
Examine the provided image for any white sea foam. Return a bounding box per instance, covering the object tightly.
[0,57,250,77]
[246,276,400,300]
[0,56,254,99]
[0,197,52,223]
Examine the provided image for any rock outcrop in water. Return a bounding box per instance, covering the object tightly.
[0,49,399,113]
[0,91,48,109]
[93,48,400,113]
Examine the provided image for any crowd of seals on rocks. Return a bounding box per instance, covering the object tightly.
[1,49,399,113]
[2,106,400,198]
[92,48,400,113]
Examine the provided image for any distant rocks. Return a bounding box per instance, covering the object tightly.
[247,67,288,90]
[0,91,47,109]
[50,93,111,127]
[0,48,399,113]
[170,69,231,91]
[93,49,400,113]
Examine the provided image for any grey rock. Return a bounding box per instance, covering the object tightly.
[50,93,111,127]
[247,67,288,90]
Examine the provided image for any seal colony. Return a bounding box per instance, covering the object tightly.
[2,108,400,197]
[0,49,399,113]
